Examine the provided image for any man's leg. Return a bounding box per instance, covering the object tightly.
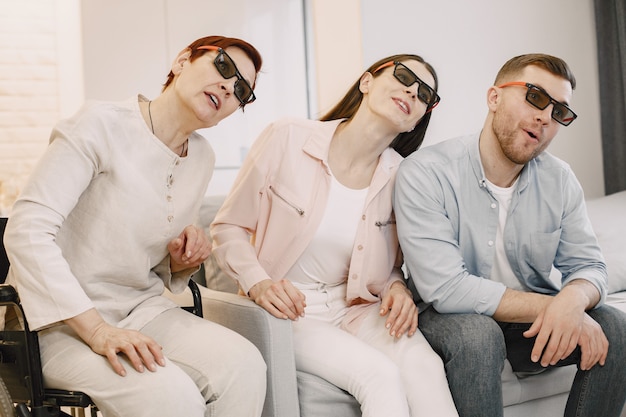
[568,306,626,417]
[418,307,506,417]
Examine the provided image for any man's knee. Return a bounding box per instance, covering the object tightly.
[590,305,626,358]
[420,310,506,367]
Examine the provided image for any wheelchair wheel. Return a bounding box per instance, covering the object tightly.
[0,377,15,417]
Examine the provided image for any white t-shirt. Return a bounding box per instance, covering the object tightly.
[486,178,525,291]
[284,174,368,286]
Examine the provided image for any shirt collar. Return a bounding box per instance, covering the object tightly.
[302,119,403,174]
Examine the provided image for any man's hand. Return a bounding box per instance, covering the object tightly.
[379,281,418,338]
[66,309,165,377]
[523,283,608,370]
[168,225,212,272]
[249,279,306,321]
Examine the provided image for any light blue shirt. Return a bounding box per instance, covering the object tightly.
[394,133,607,316]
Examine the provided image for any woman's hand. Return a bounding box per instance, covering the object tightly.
[379,281,418,338]
[65,309,165,377]
[168,225,212,272]
[249,279,306,321]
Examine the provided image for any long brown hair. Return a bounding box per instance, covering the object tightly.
[320,54,439,157]
[162,35,263,92]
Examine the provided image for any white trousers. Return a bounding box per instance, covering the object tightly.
[38,308,266,417]
[292,283,458,417]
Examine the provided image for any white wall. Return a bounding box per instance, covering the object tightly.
[358,0,604,198]
[0,0,83,215]
[80,0,310,195]
[6,0,604,201]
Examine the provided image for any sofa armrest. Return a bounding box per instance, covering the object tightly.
[164,285,300,417]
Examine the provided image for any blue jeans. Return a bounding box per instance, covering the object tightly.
[417,305,626,417]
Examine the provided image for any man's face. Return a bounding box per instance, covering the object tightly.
[491,65,574,165]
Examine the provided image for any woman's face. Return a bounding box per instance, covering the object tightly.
[172,46,257,128]
[364,59,436,133]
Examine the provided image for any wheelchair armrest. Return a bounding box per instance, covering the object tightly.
[184,280,203,317]
[0,284,18,304]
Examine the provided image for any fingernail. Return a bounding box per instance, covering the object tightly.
[385,323,391,329]
[380,308,385,314]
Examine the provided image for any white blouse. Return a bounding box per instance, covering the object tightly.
[5,96,215,331]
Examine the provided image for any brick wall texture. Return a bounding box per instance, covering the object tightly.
[0,0,60,214]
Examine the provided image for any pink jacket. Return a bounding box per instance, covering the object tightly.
[210,117,405,304]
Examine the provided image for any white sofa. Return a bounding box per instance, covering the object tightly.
[167,190,626,417]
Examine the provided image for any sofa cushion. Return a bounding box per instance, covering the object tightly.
[501,360,576,407]
[585,191,626,293]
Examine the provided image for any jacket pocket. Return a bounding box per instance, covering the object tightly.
[268,185,305,216]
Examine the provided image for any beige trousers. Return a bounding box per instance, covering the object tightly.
[38,308,266,417]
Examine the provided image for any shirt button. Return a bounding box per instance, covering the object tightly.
[167,215,173,222]
[491,203,497,209]
[488,240,494,246]
[167,195,173,202]
[361,214,366,221]
[357,244,363,251]
[351,273,358,280]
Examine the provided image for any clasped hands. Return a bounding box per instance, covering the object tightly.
[168,224,213,272]
[248,279,418,338]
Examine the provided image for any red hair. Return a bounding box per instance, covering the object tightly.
[162,35,263,92]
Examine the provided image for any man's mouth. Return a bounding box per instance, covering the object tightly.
[526,129,538,140]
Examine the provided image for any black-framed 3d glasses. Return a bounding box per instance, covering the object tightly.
[373,61,440,110]
[498,82,577,126]
[198,45,256,106]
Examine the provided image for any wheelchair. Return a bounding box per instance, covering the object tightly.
[0,217,203,416]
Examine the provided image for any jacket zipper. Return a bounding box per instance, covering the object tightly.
[269,185,305,216]
[375,220,396,227]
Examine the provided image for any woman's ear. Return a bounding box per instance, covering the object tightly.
[359,72,373,94]
[172,48,192,75]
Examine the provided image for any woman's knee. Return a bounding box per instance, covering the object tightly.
[93,360,206,417]
[217,331,266,376]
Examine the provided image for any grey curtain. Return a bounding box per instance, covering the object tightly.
[594,0,626,195]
